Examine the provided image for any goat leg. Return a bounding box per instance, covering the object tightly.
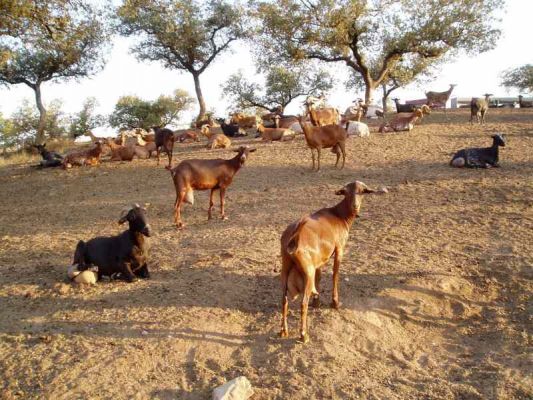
[311,268,321,308]
[299,272,314,343]
[174,192,185,228]
[316,147,321,172]
[311,149,316,171]
[331,248,343,309]
[208,189,215,220]
[219,187,228,220]
[119,263,137,282]
[136,264,150,279]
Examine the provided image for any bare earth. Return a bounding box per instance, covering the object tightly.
[0,109,532,399]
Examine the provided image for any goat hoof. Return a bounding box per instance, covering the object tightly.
[279,329,288,338]
[330,300,340,309]
[176,223,185,229]
[221,215,228,221]
[298,333,310,344]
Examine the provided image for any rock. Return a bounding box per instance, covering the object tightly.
[67,265,98,285]
[212,376,253,400]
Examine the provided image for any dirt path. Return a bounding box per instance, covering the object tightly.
[0,109,531,399]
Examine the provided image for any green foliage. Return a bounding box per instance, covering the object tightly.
[222,64,333,113]
[109,89,194,130]
[0,99,67,150]
[116,0,246,119]
[0,0,111,141]
[500,64,533,93]
[254,0,504,101]
[68,97,105,138]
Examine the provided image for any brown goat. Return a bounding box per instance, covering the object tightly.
[298,117,347,171]
[104,139,135,161]
[165,146,256,228]
[175,129,200,143]
[256,123,295,142]
[134,142,157,159]
[63,141,104,169]
[207,133,231,149]
[378,106,430,133]
[230,113,258,129]
[154,127,176,167]
[200,124,223,139]
[280,181,379,343]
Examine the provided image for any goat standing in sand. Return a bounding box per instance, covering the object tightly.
[280,181,382,343]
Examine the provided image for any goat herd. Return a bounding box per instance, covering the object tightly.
[32,94,509,343]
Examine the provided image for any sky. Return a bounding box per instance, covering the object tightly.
[0,0,532,133]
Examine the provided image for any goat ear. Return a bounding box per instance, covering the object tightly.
[335,188,347,196]
[118,208,130,224]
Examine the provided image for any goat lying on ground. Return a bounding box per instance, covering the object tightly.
[63,141,104,169]
[33,143,63,168]
[174,129,200,143]
[200,124,223,139]
[215,118,246,137]
[133,142,157,159]
[207,133,232,149]
[378,105,430,133]
[256,123,295,142]
[72,205,152,282]
[104,138,135,161]
[450,134,505,168]
[280,181,381,343]
[298,116,347,171]
[166,146,256,228]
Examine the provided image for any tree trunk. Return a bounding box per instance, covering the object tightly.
[381,84,388,113]
[192,72,206,123]
[364,79,376,105]
[34,83,47,144]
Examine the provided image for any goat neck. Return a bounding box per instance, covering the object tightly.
[330,192,359,228]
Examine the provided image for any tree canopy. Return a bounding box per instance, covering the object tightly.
[0,0,110,143]
[222,64,333,113]
[109,89,194,130]
[116,0,246,122]
[500,64,533,93]
[68,97,106,138]
[254,0,504,103]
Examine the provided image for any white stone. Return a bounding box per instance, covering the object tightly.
[212,376,253,400]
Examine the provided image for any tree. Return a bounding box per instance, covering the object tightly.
[500,64,533,93]
[68,97,106,138]
[254,0,504,103]
[0,1,110,143]
[222,64,333,113]
[109,89,194,130]
[117,0,246,123]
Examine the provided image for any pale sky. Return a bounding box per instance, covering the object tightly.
[0,0,531,133]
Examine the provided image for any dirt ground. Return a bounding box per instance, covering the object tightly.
[0,109,531,399]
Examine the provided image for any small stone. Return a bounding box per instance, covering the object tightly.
[378,186,389,193]
[141,330,149,336]
[212,376,253,400]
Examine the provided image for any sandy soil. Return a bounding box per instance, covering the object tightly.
[0,109,532,399]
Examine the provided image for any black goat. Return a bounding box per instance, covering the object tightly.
[392,98,418,113]
[216,118,245,137]
[33,143,63,168]
[450,134,506,168]
[154,126,176,167]
[73,205,152,282]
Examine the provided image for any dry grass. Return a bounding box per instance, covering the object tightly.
[0,109,532,399]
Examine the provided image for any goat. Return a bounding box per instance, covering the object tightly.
[345,121,370,137]
[175,129,200,143]
[256,123,295,142]
[215,118,246,137]
[200,124,223,139]
[470,94,492,125]
[450,134,505,168]
[392,98,418,113]
[154,126,176,167]
[62,141,104,169]
[133,142,157,159]
[298,117,347,171]
[32,143,63,168]
[378,106,430,133]
[165,146,256,228]
[207,133,232,149]
[72,204,152,282]
[341,99,367,127]
[104,138,135,161]
[425,84,456,110]
[518,95,533,108]
[230,113,258,129]
[280,181,380,343]
[304,100,340,127]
